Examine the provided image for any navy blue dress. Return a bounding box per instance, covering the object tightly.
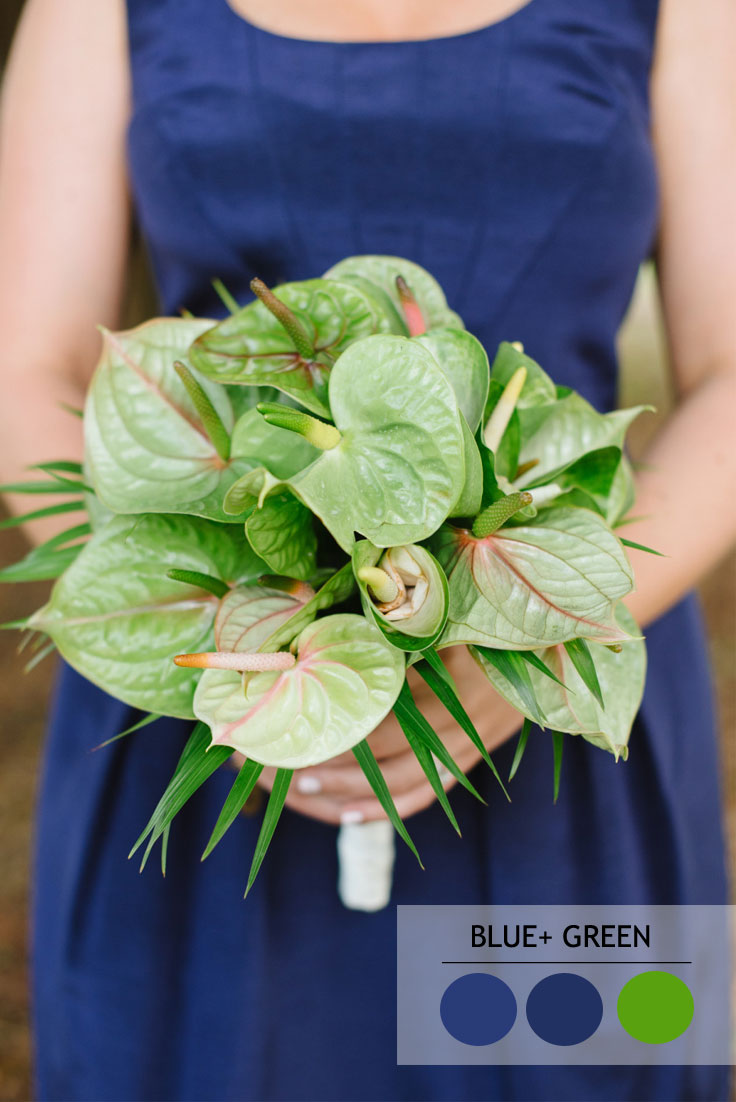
[33,1,729,1099]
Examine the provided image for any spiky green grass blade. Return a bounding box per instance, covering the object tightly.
[519,649,567,688]
[352,740,423,867]
[29,461,83,476]
[0,500,84,531]
[393,688,462,833]
[92,710,162,751]
[393,682,485,804]
[244,768,292,896]
[129,722,233,872]
[563,637,604,708]
[474,646,547,728]
[415,653,509,799]
[508,718,532,781]
[0,478,89,495]
[0,523,90,583]
[421,645,459,693]
[203,758,264,860]
[619,537,665,556]
[552,730,564,803]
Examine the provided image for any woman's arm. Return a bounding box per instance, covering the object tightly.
[274,0,736,824]
[624,0,736,625]
[0,0,131,543]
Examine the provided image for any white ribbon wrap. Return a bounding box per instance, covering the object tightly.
[337,820,396,911]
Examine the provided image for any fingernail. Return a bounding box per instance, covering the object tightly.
[296,774,322,795]
[340,809,364,824]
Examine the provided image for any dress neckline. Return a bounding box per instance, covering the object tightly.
[220,0,538,47]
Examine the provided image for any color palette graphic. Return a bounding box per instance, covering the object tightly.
[440,973,516,1046]
[525,972,603,1046]
[617,970,694,1044]
[397,905,731,1066]
[438,969,694,1048]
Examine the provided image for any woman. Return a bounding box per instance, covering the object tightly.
[1,0,734,1099]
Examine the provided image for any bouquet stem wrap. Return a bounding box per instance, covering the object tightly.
[337,821,396,911]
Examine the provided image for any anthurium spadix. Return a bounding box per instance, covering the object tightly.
[188,278,402,418]
[353,540,449,651]
[472,606,646,760]
[83,318,305,523]
[433,505,636,649]
[323,255,464,333]
[193,614,405,768]
[224,335,466,552]
[27,514,265,718]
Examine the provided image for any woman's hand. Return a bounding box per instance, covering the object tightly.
[245,647,522,826]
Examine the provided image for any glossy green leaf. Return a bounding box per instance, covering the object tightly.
[434,506,635,649]
[552,730,564,802]
[473,605,645,759]
[189,278,401,417]
[193,614,405,768]
[353,540,449,651]
[84,318,264,521]
[452,415,483,518]
[488,342,556,409]
[323,255,463,331]
[244,490,317,580]
[414,328,489,432]
[28,514,264,718]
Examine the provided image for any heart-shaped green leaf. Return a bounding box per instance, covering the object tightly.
[353,540,449,651]
[189,278,401,417]
[244,491,317,580]
[323,255,463,331]
[193,614,405,768]
[472,605,645,758]
[514,393,651,492]
[414,328,489,432]
[434,506,635,649]
[29,514,264,718]
[488,341,556,409]
[84,319,265,522]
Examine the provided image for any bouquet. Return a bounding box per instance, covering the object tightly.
[1,255,655,909]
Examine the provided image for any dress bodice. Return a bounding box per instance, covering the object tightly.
[125,0,660,408]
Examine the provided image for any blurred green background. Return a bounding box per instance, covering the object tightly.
[0,3,733,1098]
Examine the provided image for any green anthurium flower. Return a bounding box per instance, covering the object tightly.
[413,328,490,433]
[214,580,315,653]
[223,334,466,552]
[192,614,405,768]
[353,540,449,651]
[323,255,463,333]
[472,605,646,759]
[188,277,402,417]
[83,318,281,523]
[433,505,636,649]
[28,514,265,718]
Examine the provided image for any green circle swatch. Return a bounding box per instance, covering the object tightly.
[617,971,694,1044]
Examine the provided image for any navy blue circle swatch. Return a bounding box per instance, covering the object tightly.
[440,973,517,1046]
[526,972,603,1046]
